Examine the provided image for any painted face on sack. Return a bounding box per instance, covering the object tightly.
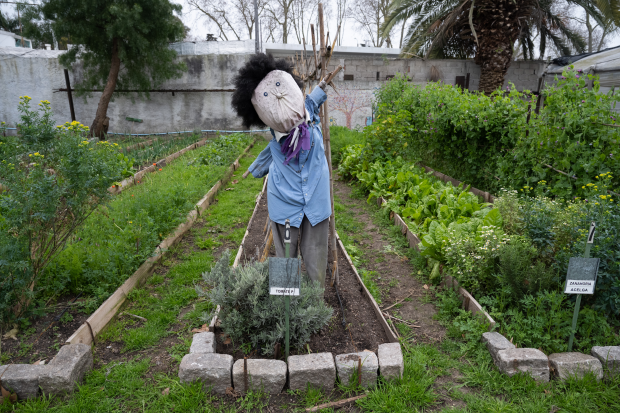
[251,70,305,134]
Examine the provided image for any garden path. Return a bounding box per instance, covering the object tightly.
[333,175,473,411]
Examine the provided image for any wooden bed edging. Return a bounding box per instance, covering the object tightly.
[418,164,495,204]
[376,197,496,331]
[65,141,256,346]
[335,233,399,343]
[208,175,268,331]
[109,137,212,195]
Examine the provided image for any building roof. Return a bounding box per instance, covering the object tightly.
[546,45,620,74]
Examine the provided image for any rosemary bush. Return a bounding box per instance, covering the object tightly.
[197,251,333,356]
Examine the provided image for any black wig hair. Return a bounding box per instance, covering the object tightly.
[231,53,303,128]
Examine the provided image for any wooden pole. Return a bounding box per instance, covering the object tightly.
[64,69,76,122]
[310,25,319,82]
[317,3,339,286]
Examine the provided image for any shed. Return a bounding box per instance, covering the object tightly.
[0,29,33,49]
[544,45,620,95]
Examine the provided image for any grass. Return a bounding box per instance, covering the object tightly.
[329,126,365,166]
[38,133,255,315]
[97,143,267,354]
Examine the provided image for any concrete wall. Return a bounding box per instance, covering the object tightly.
[320,58,545,129]
[0,41,545,134]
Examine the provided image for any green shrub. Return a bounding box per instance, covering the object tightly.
[480,291,617,354]
[41,134,251,310]
[499,69,620,198]
[197,251,333,356]
[497,239,557,304]
[0,97,129,324]
[366,68,620,199]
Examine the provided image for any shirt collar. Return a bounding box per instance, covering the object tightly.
[274,109,311,142]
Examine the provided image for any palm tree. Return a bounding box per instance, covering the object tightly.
[383,0,619,93]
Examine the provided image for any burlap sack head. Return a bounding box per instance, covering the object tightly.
[231,53,303,130]
[251,70,305,134]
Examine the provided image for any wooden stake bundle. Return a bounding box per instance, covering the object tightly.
[316,3,339,286]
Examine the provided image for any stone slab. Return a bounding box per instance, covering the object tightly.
[591,346,620,377]
[179,353,233,394]
[288,353,336,392]
[335,351,378,388]
[496,348,549,382]
[0,364,47,400]
[482,332,515,364]
[190,332,216,354]
[378,343,404,380]
[548,352,603,381]
[232,359,286,394]
[39,344,93,395]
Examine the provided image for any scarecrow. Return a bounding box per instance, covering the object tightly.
[232,53,330,289]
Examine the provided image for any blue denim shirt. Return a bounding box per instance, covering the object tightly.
[248,86,331,228]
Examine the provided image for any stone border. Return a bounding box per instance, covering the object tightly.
[376,196,496,330]
[482,332,618,382]
[179,333,404,395]
[66,139,257,346]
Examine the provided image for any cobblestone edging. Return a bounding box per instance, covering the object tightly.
[482,331,620,382]
[0,344,92,400]
[178,331,404,394]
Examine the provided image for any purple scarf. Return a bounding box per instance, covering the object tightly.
[280,122,311,165]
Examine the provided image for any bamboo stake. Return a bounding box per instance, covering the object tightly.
[310,24,319,81]
[317,3,339,287]
[305,395,367,412]
[302,36,309,93]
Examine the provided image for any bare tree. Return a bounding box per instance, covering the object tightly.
[335,0,348,46]
[187,0,241,41]
[348,0,392,47]
[291,0,320,44]
[261,15,280,43]
[265,0,295,43]
[231,0,269,39]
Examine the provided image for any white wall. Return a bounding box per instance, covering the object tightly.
[0,42,544,135]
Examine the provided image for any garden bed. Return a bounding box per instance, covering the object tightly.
[1,137,257,366]
[377,196,496,329]
[210,184,395,361]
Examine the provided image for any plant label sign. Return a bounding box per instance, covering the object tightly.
[268,257,301,296]
[564,257,600,295]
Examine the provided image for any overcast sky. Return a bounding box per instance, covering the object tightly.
[2,0,619,56]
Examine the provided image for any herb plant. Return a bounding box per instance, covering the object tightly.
[197,251,333,356]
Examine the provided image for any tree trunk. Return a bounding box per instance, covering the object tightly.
[474,0,520,94]
[586,13,593,53]
[91,38,120,139]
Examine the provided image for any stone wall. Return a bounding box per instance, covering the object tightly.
[0,42,545,134]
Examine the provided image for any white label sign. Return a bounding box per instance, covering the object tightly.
[564,280,595,294]
[269,287,300,296]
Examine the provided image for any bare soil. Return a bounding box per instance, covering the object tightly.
[215,190,390,360]
[1,297,90,365]
[333,176,446,345]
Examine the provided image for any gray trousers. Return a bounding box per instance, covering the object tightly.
[271,216,329,288]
